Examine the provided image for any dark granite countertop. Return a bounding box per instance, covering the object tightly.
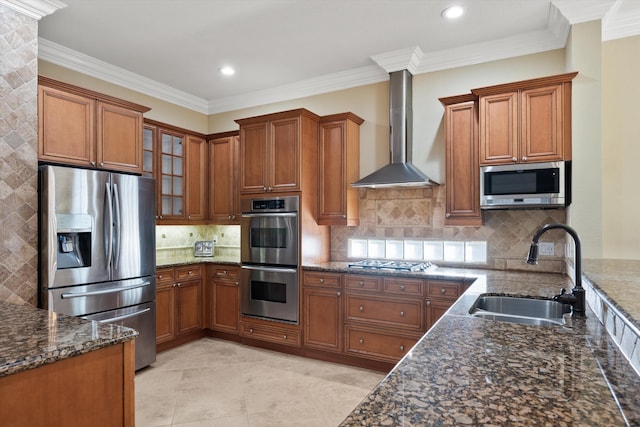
[302,263,640,425]
[156,254,240,268]
[0,301,137,378]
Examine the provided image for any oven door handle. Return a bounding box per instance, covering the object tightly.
[241,265,298,274]
[241,212,297,218]
[60,281,151,299]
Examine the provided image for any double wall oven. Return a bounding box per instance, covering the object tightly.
[240,196,300,324]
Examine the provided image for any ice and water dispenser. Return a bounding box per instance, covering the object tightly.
[56,213,92,269]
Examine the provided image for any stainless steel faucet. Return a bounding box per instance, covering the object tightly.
[526,223,586,316]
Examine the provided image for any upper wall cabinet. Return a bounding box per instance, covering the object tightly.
[235,109,320,195]
[439,95,482,226]
[38,76,150,173]
[318,113,363,226]
[472,72,577,166]
[208,131,240,223]
[143,119,208,224]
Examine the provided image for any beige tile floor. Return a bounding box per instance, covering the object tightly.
[135,338,385,426]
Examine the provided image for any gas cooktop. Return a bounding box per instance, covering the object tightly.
[347,260,436,272]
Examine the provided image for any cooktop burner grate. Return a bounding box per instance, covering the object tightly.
[347,260,435,272]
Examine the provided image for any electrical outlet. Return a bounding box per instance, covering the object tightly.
[539,242,554,256]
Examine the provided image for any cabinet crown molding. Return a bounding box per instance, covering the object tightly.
[470,71,578,96]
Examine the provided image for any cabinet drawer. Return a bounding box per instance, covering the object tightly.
[345,274,381,292]
[240,321,301,347]
[383,278,424,296]
[426,281,463,300]
[210,266,239,281]
[177,265,202,280]
[345,295,422,330]
[345,325,420,363]
[303,272,342,288]
[156,268,175,284]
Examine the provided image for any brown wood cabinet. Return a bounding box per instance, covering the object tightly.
[38,76,149,173]
[208,131,240,223]
[143,119,208,224]
[440,94,482,226]
[240,318,302,347]
[155,265,204,346]
[236,108,320,194]
[0,340,135,427]
[303,271,343,353]
[318,113,363,226]
[206,264,240,334]
[472,72,577,165]
[425,279,468,330]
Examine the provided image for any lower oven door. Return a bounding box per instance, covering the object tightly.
[241,265,299,324]
[82,302,156,370]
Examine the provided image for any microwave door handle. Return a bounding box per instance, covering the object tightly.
[241,212,297,218]
[104,182,113,270]
[112,183,121,270]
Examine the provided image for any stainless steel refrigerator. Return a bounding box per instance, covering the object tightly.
[38,165,156,370]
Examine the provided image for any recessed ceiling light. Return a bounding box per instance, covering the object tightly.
[220,66,235,76]
[442,5,464,19]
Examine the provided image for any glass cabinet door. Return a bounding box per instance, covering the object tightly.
[160,130,185,219]
[142,125,155,179]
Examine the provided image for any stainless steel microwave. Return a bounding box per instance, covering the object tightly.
[480,161,571,209]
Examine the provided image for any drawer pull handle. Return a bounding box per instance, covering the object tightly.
[223,270,227,275]
[320,278,324,283]
[400,345,405,351]
[359,306,364,312]
[400,285,405,290]
[283,335,287,340]
[359,281,364,286]
[188,271,193,275]
[441,288,446,294]
[400,311,405,317]
[359,338,364,344]
[249,328,254,333]
[158,275,163,279]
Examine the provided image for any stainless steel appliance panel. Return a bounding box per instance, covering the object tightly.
[241,265,299,324]
[46,276,155,316]
[110,173,156,281]
[241,212,299,266]
[40,165,110,288]
[82,301,156,370]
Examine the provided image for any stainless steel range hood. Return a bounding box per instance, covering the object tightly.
[352,69,438,188]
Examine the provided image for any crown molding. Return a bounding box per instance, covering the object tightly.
[552,0,616,24]
[603,3,640,40]
[371,46,424,74]
[0,0,65,19]
[38,38,209,113]
[207,65,388,114]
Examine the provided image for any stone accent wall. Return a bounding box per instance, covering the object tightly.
[0,5,39,305]
[330,186,568,273]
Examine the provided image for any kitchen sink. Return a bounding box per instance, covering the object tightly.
[469,295,572,326]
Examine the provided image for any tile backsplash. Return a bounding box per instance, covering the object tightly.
[156,224,240,259]
[330,186,568,273]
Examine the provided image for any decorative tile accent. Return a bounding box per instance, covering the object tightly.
[0,5,38,305]
[331,186,567,272]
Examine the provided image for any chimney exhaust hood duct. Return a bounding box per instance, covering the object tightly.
[352,69,438,188]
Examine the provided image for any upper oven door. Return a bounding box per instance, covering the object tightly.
[241,212,299,266]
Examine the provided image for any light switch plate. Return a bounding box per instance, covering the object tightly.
[539,242,554,256]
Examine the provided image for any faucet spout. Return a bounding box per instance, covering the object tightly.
[526,223,586,317]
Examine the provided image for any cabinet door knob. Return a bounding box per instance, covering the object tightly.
[342,214,346,219]
[426,300,431,306]
[441,288,446,294]
[445,213,451,218]
[512,157,517,162]
[359,338,364,344]
[400,285,405,290]
[400,311,405,317]
[158,275,163,279]
[100,162,104,167]
[90,161,96,167]
[319,278,324,283]
[359,281,364,287]
[359,306,364,312]
[235,281,239,286]
[522,156,527,162]
[400,345,405,351]
[188,270,193,275]
[283,335,287,340]
[336,291,341,296]
[263,187,267,191]
[177,282,181,287]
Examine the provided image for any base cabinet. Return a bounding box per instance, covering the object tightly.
[240,319,302,347]
[345,324,421,363]
[206,265,240,334]
[155,265,204,346]
[303,272,343,352]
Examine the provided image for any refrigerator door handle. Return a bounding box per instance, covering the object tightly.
[105,182,114,270]
[113,183,121,270]
[60,281,152,299]
[93,307,151,323]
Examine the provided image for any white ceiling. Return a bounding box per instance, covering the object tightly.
[32,0,640,114]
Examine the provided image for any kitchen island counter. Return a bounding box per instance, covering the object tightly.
[304,263,640,425]
[0,300,136,377]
